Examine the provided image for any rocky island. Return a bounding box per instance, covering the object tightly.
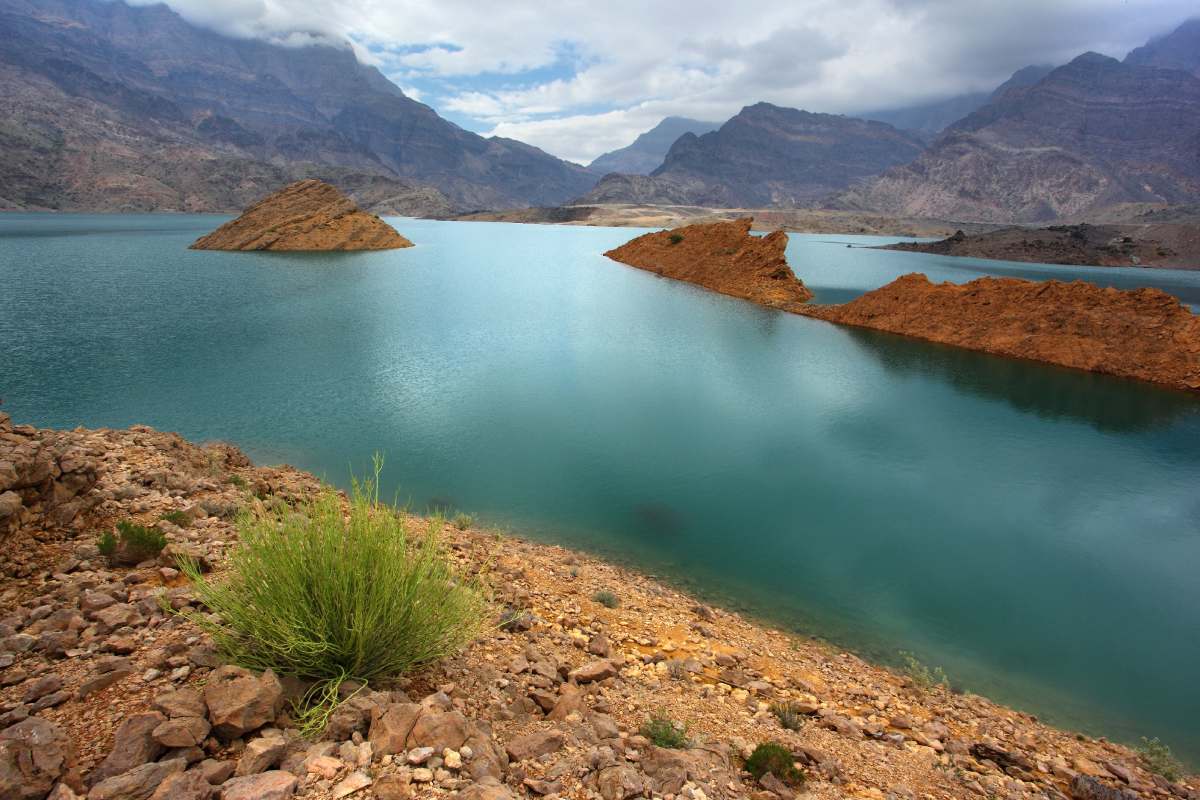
[1,413,1196,800]
[880,225,1200,270]
[803,274,1200,393]
[606,220,1200,393]
[191,180,414,252]
[604,218,814,310]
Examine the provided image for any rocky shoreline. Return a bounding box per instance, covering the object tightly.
[1,415,1196,800]
[879,225,1200,270]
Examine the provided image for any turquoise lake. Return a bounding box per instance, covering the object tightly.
[2,213,1199,762]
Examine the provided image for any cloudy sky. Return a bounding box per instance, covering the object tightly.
[140,0,1195,164]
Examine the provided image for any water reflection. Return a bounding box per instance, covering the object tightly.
[841,326,1200,432]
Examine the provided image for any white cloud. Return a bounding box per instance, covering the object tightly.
[138,0,1198,164]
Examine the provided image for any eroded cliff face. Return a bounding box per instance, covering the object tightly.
[604,218,813,310]
[190,180,413,251]
[802,274,1200,392]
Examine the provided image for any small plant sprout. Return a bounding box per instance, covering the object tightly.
[770,701,807,731]
[592,589,620,608]
[640,716,689,749]
[744,742,804,786]
[899,651,949,689]
[1138,737,1183,781]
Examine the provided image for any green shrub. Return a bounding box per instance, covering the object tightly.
[1138,737,1183,781]
[227,474,247,488]
[160,510,191,528]
[899,651,948,689]
[744,742,804,786]
[640,716,689,749]
[667,232,684,245]
[452,513,473,530]
[100,520,167,565]
[592,589,620,608]
[180,457,485,721]
[770,701,807,731]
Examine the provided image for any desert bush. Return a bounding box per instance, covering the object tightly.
[899,651,948,689]
[770,701,807,731]
[99,520,167,565]
[227,473,247,488]
[744,742,804,785]
[592,589,620,608]
[668,233,684,245]
[1138,737,1183,781]
[640,716,689,749]
[160,509,191,527]
[452,513,473,530]
[181,456,485,696]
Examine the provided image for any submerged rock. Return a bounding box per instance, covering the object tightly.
[604,217,813,310]
[190,180,413,251]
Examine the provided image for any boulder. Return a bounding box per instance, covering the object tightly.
[87,759,185,800]
[234,735,286,777]
[90,713,166,785]
[569,660,617,684]
[152,689,205,719]
[148,770,215,800]
[367,704,422,755]
[203,666,282,739]
[407,711,469,752]
[219,770,297,800]
[457,777,516,800]
[596,764,644,800]
[0,717,75,800]
[152,718,210,749]
[505,730,565,762]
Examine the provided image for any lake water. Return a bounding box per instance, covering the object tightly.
[2,213,1199,763]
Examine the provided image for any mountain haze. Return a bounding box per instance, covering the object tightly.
[579,103,925,207]
[838,47,1200,223]
[588,117,720,175]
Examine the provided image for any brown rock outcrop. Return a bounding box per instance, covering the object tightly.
[604,218,813,310]
[190,180,413,251]
[802,274,1200,392]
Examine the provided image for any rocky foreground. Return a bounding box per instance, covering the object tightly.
[1,415,1197,800]
[604,218,813,311]
[190,181,413,252]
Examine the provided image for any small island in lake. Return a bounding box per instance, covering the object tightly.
[191,180,413,251]
[604,217,813,310]
[880,224,1200,270]
[606,219,1200,393]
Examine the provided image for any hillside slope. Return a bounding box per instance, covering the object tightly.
[0,0,596,211]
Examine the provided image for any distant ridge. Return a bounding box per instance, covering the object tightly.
[588,117,720,175]
[579,103,924,207]
[836,46,1200,223]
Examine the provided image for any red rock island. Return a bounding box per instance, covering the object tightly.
[191,179,413,251]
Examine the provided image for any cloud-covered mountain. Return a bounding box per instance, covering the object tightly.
[861,65,1055,138]
[588,117,720,175]
[0,0,597,211]
[579,102,924,207]
[836,42,1200,223]
[1124,17,1200,76]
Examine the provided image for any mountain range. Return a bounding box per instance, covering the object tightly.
[860,65,1055,139]
[0,0,596,212]
[4,0,1198,226]
[587,117,720,175]
[579,103,925,207]
[838,44,1200,222]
